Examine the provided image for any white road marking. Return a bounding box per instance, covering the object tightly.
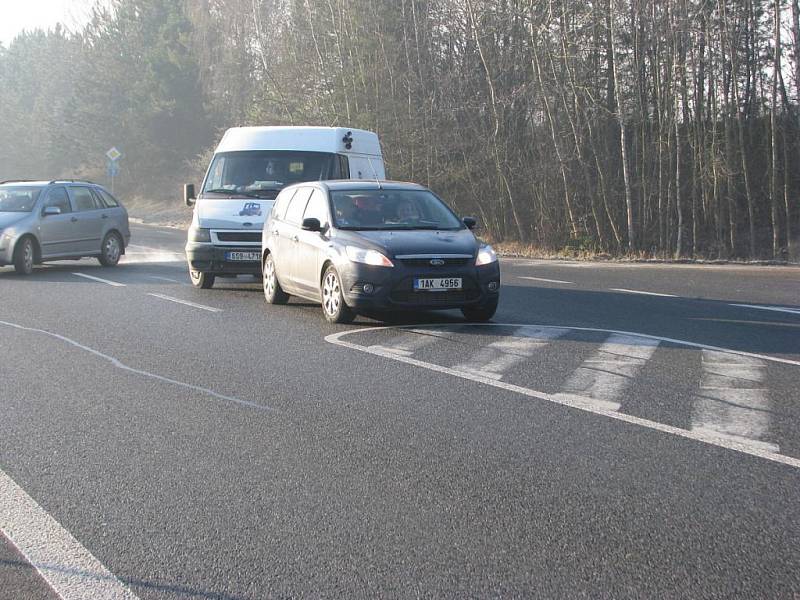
[147,275,181,283]
[369,329,441,357]
[517,276,575,285]
[147,293,222,313]
[453,326,568,380]
[0,320,271,411]
[0,470,140,600]
[728,303,800,316]
[691,351,778,452]
[326,324,800,469]
[71,273,126,287]
[609,288,677,297]
[554,334,660,411]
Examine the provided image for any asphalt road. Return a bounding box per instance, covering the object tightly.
[1,223,799,599]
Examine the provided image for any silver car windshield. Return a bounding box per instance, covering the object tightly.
[331,190,464,231]
[0,186,42,212]
[202,151,337,197]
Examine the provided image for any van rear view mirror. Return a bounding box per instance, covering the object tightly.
[184,183,196,207]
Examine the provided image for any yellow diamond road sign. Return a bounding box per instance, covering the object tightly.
[106,147,122,161]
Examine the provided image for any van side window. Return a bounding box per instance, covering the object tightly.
[44,186,71,213]
[303,190,330,229]
[337,155,350,179]
[284,188,312,225]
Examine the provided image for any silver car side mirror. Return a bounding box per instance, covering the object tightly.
[42,206,61,216]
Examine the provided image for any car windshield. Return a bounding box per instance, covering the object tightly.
[202,151,336,198]
[0,186,42,212]
[330,189,464,231]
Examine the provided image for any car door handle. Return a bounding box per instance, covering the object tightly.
[70,216,78,222]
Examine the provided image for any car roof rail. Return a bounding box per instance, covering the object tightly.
[0,179,37,184]
[49,179,97,185]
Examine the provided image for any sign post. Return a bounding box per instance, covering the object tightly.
[105,147,122,194]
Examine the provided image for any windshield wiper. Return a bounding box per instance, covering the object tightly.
[204,188,275,199]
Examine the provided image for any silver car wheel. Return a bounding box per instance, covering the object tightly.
[263,258,276,299]
[22,240,33,271]
[322,271,340,317]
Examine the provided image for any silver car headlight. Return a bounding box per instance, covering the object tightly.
[345,246,394,267]
[475,245,498,266]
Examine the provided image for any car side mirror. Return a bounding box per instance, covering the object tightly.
[302,217,322,232]
[42,206,61,217]
[463,216,477,230]
[184,183,196,207]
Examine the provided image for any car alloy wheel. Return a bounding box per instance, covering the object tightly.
[321,266,355,324]
[14,237,34,275]
[101,233,121,266]
[262,255,289,304]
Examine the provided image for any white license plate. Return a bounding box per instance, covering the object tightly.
[414,277,462,291]
[225,251,260,262]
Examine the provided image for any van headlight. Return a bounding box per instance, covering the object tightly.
[346,246,394,267]
[188,227,211,243]
[475,245,497,266]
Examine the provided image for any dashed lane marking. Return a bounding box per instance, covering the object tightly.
[1,470,140,600]
[728,303,800,316]
[326,323,800,469]
[609,288,677,297]
[517,276,575,285]
[71,273,126,287]
[146,293,222,313]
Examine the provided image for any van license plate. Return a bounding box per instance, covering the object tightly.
[225,251,260,262]
[414,277,462,291]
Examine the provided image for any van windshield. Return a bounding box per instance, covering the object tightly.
[202,151,337,198]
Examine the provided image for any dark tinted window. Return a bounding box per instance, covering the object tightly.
[303,189,330,229]
[284,188,312,225]
[97,189,119,208]
[72,187,97,212]
[202,151,336,194]
[44,186,71,213]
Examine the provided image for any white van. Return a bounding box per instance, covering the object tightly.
[183,126,385,288]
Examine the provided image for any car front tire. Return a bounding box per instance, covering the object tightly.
[263,254,289,304]
[461,297,498,322]
[13,237,35,275]
[189,269,215,289]
[321,266,355,324]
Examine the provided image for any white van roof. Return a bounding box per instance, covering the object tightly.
[215,126,382,157]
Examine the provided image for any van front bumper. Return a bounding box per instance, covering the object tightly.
[185,242,262,275]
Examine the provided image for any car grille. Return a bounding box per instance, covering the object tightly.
[216,231,261,242]
[399,258,471,267]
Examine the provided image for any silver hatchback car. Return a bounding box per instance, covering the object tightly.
[0,180,131,274]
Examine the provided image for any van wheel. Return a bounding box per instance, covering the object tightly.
[189,269,215,289]
[461,298,498,322]
[98,232,122,266]
[263,254,289,304]
[321,266,355,324]
[13,237,35,275]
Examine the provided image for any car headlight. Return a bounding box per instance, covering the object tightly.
[475,245,498,266]
[346,246,394,267]
[188,227,211,243]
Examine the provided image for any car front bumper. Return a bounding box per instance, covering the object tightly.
[338,258,501,311]
[185,242,262,275]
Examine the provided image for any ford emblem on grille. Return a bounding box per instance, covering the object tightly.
[430,258,445,266]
